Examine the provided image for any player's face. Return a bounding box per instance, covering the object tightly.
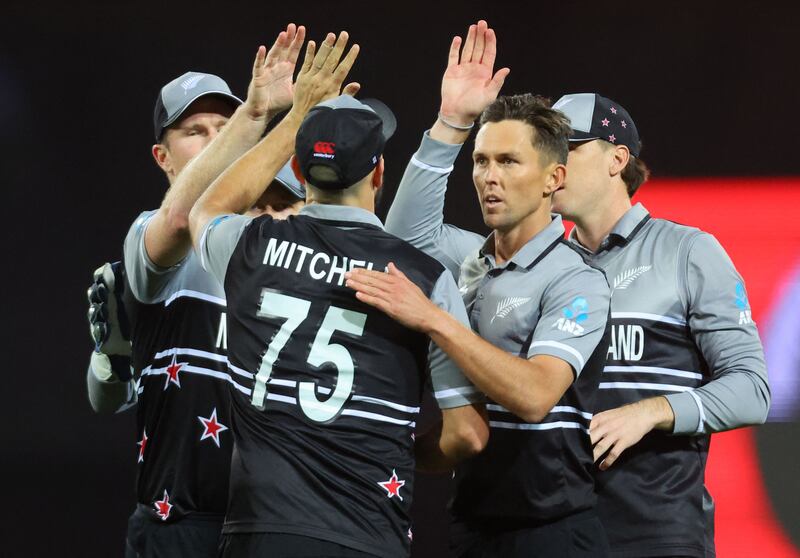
[472,120,559,233]
[155,97,235,182]
[552,140,612,221]
[246,182,305,220]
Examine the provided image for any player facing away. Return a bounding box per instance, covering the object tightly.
[551,93,770,557]
[350,20,612,558]
[84,25,308,558]
[188,33,488,558]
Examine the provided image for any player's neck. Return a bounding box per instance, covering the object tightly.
[493,205,552,265]
[572,194,632,253]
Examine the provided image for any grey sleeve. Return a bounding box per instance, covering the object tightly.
[86,352,137,414]
[428,270,485,408]
[385,131,486,279]
[665,233,771,435]
[528,267,611,377]
[197,214,253,285]
[124,211,185,304]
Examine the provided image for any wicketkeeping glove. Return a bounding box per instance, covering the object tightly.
[87,262,133,382]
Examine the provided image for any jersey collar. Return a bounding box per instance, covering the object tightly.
[479,214,565,271]
[299,204,385,230]
[568,202,651,253]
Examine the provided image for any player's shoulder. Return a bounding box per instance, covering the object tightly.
[547,239,609,287]
[125,209,158,238]
[378,228,448,279]
[645,216,707,246]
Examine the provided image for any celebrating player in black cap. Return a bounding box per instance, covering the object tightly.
[188,31,488,558]
[350,20,613,557]
[85,25,310,558]
[551,92,770,557]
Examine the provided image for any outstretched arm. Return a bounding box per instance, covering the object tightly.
[188,31,360,248]
[385,20,509,277]
[144,24,306,269]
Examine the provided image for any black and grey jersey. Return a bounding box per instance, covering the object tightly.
[199,204,481,558]
[123,210,233,523]
[570,203,769,558]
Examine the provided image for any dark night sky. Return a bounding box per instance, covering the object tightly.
[2,1,798,555]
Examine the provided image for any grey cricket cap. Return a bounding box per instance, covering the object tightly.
[273,161,305,200]
[153,71,242,141]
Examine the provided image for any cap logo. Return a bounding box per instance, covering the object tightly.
[313,141,336,159]
[180,75,205,94]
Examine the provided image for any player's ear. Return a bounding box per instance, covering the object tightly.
[291,155,307,185]
[543,162,566,196]
[371,157,385,191]
[152,143,172,176]
[609,145,630,178]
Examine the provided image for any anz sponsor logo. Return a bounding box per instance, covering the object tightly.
[607,324,645,361]
[736,281,753,325]
[552,297,588,335]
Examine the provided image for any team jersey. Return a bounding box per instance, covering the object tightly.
[199,204,482,558]
[568,203,769,558]
[123,210,233,523]
[385,132,612,526]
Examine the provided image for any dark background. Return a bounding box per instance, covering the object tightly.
[3,1,799,556]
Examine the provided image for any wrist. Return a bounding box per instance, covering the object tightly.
[437,109,476,130]
[646,396,676,431]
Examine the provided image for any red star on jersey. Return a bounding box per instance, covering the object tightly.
[154,490,172,521]
[198,408,228,447]
[377,469,406,501]
[137,429,148,463]
[164,353,183,390]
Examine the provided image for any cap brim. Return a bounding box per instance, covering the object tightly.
[361,98,397,140]
[568,129,599,142]
[161,91,242,130]
[273,162,306,200]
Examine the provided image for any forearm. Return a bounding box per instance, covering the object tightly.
[414,422,454,473]
[147,107,270,266]
[189,110,302,245]
[665,365,770,435]
[427,309,548,422]
[86,353,136,414]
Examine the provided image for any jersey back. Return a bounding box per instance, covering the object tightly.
[221,214,447,557]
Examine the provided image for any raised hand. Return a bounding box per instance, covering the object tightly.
[244,23,307,120]
[289,31,360,118]
[440,20,510,126]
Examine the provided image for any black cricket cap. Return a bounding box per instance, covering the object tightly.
[553,93,641,157]
[295,95,396,190]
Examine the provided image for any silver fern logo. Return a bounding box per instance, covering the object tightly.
[491,297,532,323]
[180,75,206,94]
[613,265,652,291]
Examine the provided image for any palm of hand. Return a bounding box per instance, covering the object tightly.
[249,62,295,115]
[441,63,496,119]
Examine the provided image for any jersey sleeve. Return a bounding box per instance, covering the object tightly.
[197,213,253,285]
[385,131,486,279]
[123,211,185,304]
[427,270,485,408]
[665,232,771,435]
[527,266,611,377]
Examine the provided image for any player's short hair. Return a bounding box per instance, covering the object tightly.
[598,140,651,197]
[479,94,570,165]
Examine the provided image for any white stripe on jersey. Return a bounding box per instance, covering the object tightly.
[154,347,227,363]
[351,395,420,414]
[487,404,592,421]
[611,312,686,327]
[603,365,703,380]
[489,420,589,434]
[434,386,482,400]
[599,381,694,392]
[164,289,226,308]
[529,340,586,370]
[688,390,707,434]
[410,155,454,174]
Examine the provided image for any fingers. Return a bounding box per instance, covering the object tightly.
[461,23,477,63]
[333,43,360,84]
[252,45,267,75]
[387,262,408,279]
[482,28,497,68]
[324,31,350,72]
[490,67,511,93]
[312,32,337,69]
[288,25,306,65]
[264,31,287,66]
[299,40,316,75]
[473,20,487,63]
[342,82,361,96]
[447,36,462,68]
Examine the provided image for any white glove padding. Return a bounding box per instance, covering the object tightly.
[87,262,132,358]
